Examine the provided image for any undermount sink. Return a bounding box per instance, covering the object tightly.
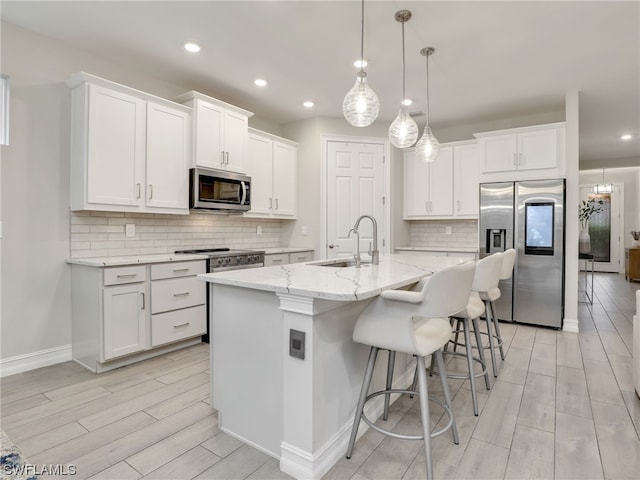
[311,259,372,268]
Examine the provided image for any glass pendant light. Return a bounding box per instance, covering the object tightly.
[415,47,440,162]
[594,167,613,194]
[343,0,379,127]
[389,10,418,148]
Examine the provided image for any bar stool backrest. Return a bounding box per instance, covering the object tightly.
[471,253,503,293]
[420,261,476,318]
[500,249,517,280]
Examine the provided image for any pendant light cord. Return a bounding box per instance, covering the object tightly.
[360,0,365,75]
[401,21,406,100]
[425,52,430,126]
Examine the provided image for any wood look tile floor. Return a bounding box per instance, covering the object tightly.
[1,273,638,479]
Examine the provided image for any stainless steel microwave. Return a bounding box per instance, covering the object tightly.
[189,167,251,213]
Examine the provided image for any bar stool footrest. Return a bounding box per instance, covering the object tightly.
[360,388,454,440]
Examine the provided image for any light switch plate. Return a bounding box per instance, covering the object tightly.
[445,226,452,235]
[301,225,308,236]
[256,225,263,236]
[125,223,135,238]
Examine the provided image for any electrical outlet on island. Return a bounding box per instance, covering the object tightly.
[445,226,452,235]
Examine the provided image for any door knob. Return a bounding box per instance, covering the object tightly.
[328,243,341,249]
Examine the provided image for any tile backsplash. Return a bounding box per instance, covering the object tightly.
[70,211,283,258]
[409,219,479,250]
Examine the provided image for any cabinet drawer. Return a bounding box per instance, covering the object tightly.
[151,305,206,347]
[264,253,289,266]
[104,265,147,286]
[151,276,205,314]
[151,260,206,280]
[289,251,313,263]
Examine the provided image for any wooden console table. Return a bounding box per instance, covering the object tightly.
[626,248,640,282]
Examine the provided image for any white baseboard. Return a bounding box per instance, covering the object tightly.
[0,344,72,378]
[280,364,416,479]
[562,317,579,332]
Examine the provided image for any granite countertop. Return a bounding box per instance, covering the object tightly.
[200,253,468,301]
[395,246,478,253]
[66,253,209,267]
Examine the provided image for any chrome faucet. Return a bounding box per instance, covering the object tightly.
[348,215,379,267]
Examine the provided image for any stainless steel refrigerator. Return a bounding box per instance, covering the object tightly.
[479,179,565,328]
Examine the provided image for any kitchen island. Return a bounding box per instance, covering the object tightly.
[201,253,469,480]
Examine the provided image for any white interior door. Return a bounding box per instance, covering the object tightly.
[326,141,385,259]
[579,184,623,273]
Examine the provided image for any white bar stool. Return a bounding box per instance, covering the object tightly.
[440,253,503,415]
[484,248,517,364]
[346,261,476,480]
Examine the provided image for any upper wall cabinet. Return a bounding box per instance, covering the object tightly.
[404,141,480,220]
[173,91,253,173]
[475,122,566,182]
[453,142,480,217]
[69,73,190,215]
[404,146,454,218]
[245,128,297,218]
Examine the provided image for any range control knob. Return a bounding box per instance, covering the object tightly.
[225,257,231,264]
[237,256,243,263]
[217,258,224,265]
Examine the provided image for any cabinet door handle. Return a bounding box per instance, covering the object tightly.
[148,184,153,200]
[173,322,190,328]
[425,201,429,212]
[275,198,279,210]
[117,273,137,278]
[225,151,230,165]
[269,198,273,209]
[513,153,517,166]
[141,292,145,310]
[221,151,225,165]
[518,152,522,166]
[172,268,190,273]
[136,183,141,199]
[173,292,190,297]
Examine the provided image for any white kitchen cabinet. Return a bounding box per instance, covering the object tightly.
[403,147,454,219]
[475,122,566,181]
[68,72,190,215]
[70,259,205,373]
[453,142,480,217]
[150,261,206,347]
[246,129,297,218]
[146,102,190,210]
[103,281,147,360]
[173,91,253,173]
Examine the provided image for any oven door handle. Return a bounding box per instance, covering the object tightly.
[240,181,248,205]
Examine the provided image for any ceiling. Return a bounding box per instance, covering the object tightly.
[2,1,639,163]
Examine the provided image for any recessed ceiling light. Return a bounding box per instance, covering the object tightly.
[254,79,267,87]
[402,98,413,106]
[303,101,314,108]
[184,42,200,53]
[620,134,632,140]
[354,59,368,68]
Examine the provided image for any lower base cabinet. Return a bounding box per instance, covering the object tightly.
[71,260,206,373]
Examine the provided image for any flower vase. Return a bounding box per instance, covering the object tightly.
[579,221,591,254]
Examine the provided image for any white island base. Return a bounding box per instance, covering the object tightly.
[205,254,467,479]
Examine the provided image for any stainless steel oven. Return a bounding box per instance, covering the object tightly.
[175,247,265,342]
